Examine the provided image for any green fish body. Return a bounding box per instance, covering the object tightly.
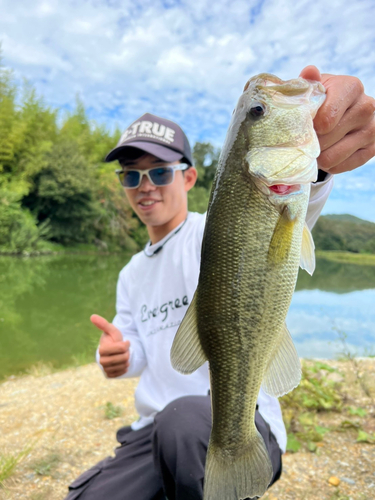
[171,74,326,500]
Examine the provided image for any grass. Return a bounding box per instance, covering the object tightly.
[280,356,375,454]
[25,361,55,377]
[8,351,96,381]
[334,327,375,400]
[280,361,343,453]
[103,401,124,419]
[0,443,35,486]
[316,250,375,266]
[30,490,54,500]
[31,453,61,477]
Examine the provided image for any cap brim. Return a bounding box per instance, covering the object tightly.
[105,142,184,163]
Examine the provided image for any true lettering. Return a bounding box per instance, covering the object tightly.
[120,121,176,144]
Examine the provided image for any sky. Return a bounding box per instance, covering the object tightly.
[0,0,374,221]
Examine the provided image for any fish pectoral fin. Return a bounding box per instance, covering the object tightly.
[261,323,301,397]
[300,222,315,275]
[170,291,207,374]
[267,211,295,267]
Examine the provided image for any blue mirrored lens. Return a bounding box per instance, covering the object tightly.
[123,170,140,187]
[149,167,174,185]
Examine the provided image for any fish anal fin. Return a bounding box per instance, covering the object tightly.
[262,323,301,397]
[170,291,207,374]
[300,221,315,275]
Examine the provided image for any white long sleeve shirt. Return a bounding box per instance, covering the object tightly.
[97,175,334,453]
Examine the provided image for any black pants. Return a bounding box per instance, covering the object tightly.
[65,395,282,500]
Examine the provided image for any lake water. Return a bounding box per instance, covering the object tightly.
[0,254,374,380]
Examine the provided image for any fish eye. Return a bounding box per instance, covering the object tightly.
[248,103,265,118]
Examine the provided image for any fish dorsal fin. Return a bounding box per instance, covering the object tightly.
[170,291,207,374]
[261,323,301,397]
[300,222,315,275]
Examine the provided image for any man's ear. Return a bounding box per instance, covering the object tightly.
[184,167,198,192]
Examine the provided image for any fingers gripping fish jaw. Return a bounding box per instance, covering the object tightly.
[241,74,325,188]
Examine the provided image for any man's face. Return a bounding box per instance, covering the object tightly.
[119,153,195,228]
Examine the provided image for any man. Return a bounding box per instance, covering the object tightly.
[66,66,375,500]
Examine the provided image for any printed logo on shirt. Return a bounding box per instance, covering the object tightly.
[141,295,189,324]
[147,319,182,337]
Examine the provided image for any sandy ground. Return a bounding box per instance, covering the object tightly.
[0,359,374,500]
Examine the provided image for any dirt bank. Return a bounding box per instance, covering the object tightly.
[0,359,374,500]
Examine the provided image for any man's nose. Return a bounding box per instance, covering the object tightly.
[139,172,156,191]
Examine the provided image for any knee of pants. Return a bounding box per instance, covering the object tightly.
[153,395,211,451]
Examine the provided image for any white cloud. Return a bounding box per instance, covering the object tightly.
[0,0,374,219]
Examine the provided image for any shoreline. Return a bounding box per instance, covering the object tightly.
[1,249,375,264]
[2,355,375,385]
[1,359,374,499]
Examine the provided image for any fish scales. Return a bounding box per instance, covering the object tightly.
[198,152,304,449]
[171,73,326,500]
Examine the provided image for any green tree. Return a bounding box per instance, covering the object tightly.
[22,141,98,244]
[188,142,220,213]
[0,190,41,253]
[192,142,220,190]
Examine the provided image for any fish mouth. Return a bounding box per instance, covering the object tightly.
[268,184,301,196]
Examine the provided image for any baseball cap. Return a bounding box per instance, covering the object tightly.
[105,113,193,166]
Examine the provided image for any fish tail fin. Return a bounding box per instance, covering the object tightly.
[203,432,273,500]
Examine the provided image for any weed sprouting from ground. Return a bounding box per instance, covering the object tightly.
[280,361,343,453]
[25,361,55,377]
[280,359,375,453]
[0,443,35,486]
[103,401,124,419]
[31,453,61,477]
[334,327,374,400]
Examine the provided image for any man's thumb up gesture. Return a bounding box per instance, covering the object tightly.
[91,314,130,378]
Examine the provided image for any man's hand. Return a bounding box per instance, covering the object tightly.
[299,65,375,174]
[91,314,130,378]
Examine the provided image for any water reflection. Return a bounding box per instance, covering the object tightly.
[0,254,131,380]
[296,258,375,293]
[0,255,374,379]
[291,258,375,358]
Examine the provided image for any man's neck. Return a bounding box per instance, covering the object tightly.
[148,210,188,244]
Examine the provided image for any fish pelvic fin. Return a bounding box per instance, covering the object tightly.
[170,291,207,374]
[300,222,316,275]
[203,432,273,500]
[262,323,301,397]
[267,210,295,267]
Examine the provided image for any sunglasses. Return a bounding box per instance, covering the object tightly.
[116,163,190,189]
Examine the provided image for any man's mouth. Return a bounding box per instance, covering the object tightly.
[137,199,161,209]
[140,201,157,206]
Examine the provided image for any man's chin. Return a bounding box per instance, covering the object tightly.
[136,211,164,227]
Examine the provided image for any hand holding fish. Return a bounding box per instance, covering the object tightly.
[91,314,130,378]
[300,65,375,174]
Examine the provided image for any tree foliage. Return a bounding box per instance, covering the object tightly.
[2,50,372,256]
[0,51,219,253]
[312,215,375,254]
[188,142,220,214]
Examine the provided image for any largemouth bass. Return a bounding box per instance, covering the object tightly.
[171,74,326,500]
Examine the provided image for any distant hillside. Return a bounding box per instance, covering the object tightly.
[323,214,374,226]
[312,214,375,254]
